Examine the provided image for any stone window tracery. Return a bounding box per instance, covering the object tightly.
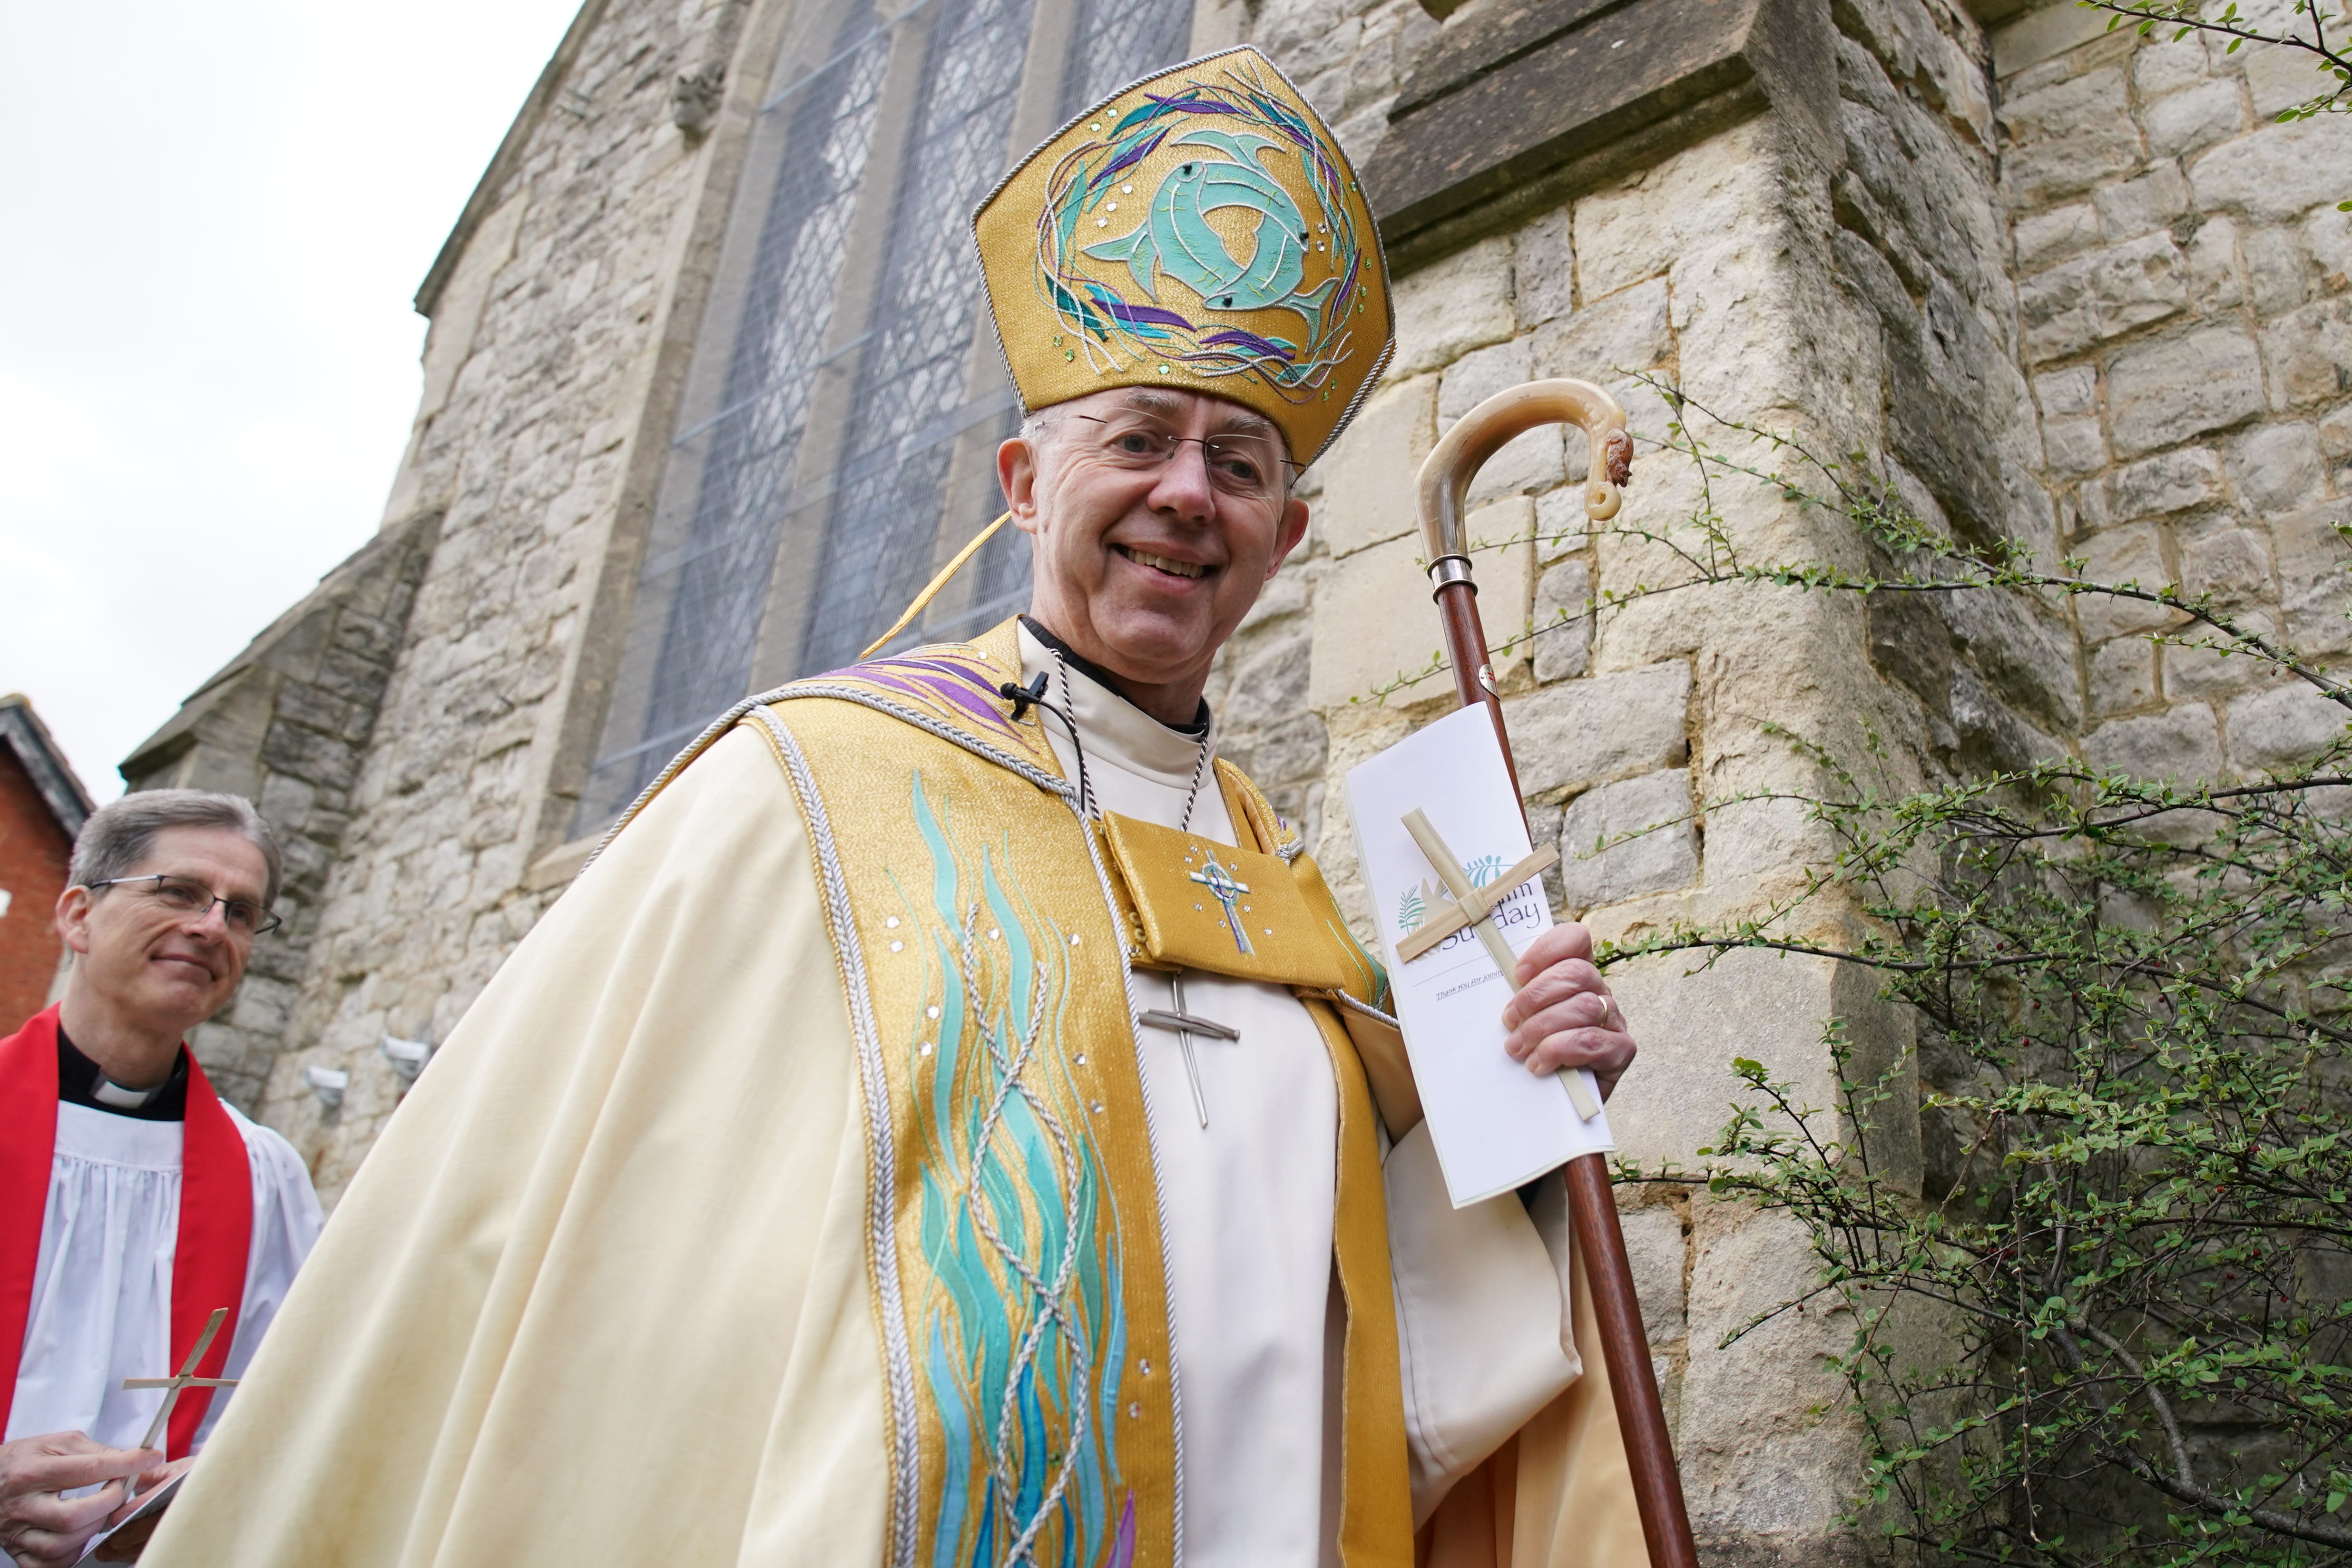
[578,0,1197,830]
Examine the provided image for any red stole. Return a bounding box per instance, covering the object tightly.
[0,1005,252,1458]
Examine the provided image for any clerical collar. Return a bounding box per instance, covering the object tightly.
[1019,617,1210,738]
[56,1025,189,1121]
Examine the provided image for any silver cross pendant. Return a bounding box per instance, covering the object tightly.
[1137,970,1239,1127]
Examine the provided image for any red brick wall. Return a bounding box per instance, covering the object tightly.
[0,747,72,1035]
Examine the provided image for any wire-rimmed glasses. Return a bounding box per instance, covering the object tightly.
[1062,412,1299,504]
[87,874,282,938]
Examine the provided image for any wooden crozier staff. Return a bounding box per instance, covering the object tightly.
[1417,379,1699,1568]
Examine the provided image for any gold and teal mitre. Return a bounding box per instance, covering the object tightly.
[973,45,1394,467]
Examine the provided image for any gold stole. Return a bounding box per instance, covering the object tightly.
[739,622,1417,1568]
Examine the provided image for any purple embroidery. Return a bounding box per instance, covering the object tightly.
[822,651,1028,743]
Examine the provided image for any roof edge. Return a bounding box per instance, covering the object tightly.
[413,0,613,318]
[0,696,95,840]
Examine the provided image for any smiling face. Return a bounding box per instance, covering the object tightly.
[1000,386,1311,725]
[57,825,269,1053]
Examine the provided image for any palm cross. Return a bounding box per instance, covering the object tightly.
[120,1306,235,1455]
[1187,854,1253,956]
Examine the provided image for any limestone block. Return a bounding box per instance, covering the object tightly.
[1440,338,1566,502]
[1503,662,1690,799]
[2089,636,2159,715]
[2095,164,2192,240]
[2227,681,2348,768]
[1221,623,1313,735]
[1512,208,1575,328]
[2190,116,2352,222]
[2186,214,2246,310]
[2262,297,2352,410]
[1618,1206,1687,1344]
[2133,34,2209,98]
[2077,523,2182,641]
[1238,560,1310,631]
[2018,233,2187,363]
[1606,948,1916,1189]
[1318,374,1435,558]
[1571,122,1768,300]
[2166,637,2270,696]
[2014,202,2101,273]
[1306,514,1531,707]
[1534,487,1590,561]
[2046,417,2108,476]
[2183,526,2276,604]
[1531,279,1674,385]
[2228,421,2328,516]
[2246,39,2341,118]
[2323,404,2352,459]
[1532,558,1592,683]
[1391,236,1514,375]
[2145,77,2246,158]
[1944,586,2087,731]
[2107,326,2266,455]
[2308,206,2352,289]
[257,773,319,837]
[1679,1199,1860,1546]
[2086,702,2225,781]
[2248,225,2310,315]
[2037,365,2098,418]
[1993,1,2115,78]
[2105,446,2225,522]
[1998,68,2142,206]
[1557,768,1698,911]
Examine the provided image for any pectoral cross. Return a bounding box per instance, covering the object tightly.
[1188,853,1254,957]
[1393,808,1597,1120]
[109,1307,235,1491]
[1138,970,1239,1127]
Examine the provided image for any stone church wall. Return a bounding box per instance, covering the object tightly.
[233,0,762,1194]
[118,0,2352,1548]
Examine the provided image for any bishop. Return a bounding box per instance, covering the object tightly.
[151,48,1645,1568]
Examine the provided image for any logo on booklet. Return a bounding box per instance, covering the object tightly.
[1393,854,1537,942]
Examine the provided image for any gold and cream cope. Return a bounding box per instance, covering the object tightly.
[599,619,1421,1568]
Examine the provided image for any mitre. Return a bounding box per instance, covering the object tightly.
[972,44,1394,468]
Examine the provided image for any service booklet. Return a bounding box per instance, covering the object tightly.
[77,1469,185,1562]
[1345,702,1614,1206]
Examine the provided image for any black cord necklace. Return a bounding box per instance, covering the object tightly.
[1046,646,1209,827]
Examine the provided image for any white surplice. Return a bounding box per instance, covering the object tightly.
[1018,626,1586,1564]
[9,1100,324,1453]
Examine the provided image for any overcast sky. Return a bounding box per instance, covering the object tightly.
[1,0,581,803]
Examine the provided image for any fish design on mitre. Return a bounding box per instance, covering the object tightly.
[1081,127,1342,347]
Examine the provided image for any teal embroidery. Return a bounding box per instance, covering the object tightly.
[905,775,1134,1568]
[1081,129,1341,343]
[1187,850,1255,956]
[1032,55,1366,403]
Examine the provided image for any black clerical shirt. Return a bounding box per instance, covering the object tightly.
[55,1025,188,1121]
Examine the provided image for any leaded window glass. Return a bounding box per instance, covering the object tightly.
[577,0,1198,830]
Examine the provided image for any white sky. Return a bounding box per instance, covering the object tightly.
[1,0,582,804]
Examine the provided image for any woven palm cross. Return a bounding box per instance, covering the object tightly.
[120,1307,236,1454]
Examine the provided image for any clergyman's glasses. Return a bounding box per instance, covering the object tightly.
[87,874,282,938]
[1063,413,1299,503]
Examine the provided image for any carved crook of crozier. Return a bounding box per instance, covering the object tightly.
[1415,378,1634,571]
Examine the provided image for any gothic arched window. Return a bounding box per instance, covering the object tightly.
[577,0,1197,829]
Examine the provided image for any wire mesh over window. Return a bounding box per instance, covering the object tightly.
[576,0,1197,833]
[1060,0,1196,117]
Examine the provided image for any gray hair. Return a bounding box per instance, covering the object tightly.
[69,790,284,909]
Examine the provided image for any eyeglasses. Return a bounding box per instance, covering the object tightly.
[87,874,282,938]
[1063,413,1298,504]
